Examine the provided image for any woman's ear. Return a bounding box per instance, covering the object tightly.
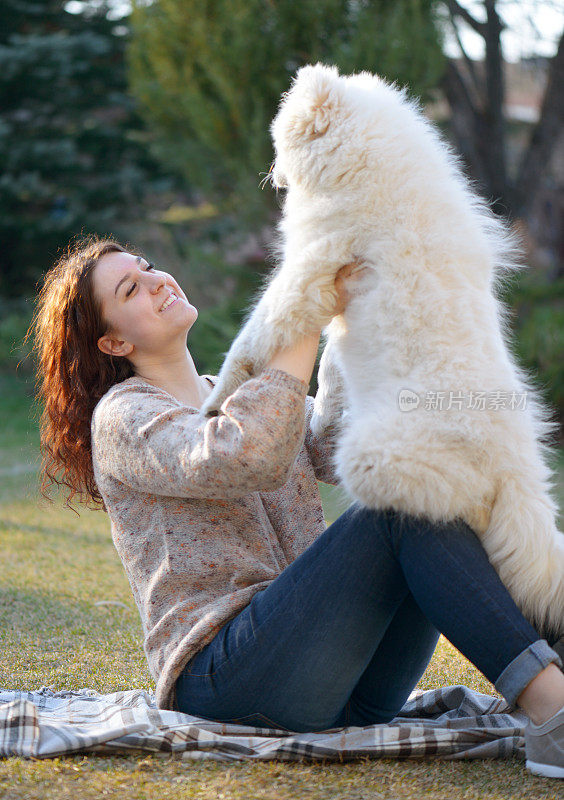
[97,333,134,358]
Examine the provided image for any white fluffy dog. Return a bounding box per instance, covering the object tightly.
[200,63,564,639]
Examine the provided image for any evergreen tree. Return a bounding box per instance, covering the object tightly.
[128,0,445,218]
[0,0,166,295]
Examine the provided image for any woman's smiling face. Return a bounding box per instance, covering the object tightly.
[92,250,198,360]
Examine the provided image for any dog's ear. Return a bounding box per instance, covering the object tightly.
[285,63,342,141]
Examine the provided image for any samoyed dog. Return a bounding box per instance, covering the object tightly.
[200,63,564,639]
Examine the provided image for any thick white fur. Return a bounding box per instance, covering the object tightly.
[200,63,564,639]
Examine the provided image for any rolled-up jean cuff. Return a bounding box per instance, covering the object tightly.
[494,639,563,708]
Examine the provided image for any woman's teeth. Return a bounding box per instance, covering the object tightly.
[159,293,178,312]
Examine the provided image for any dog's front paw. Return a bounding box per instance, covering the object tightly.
[310,408,330,438]
[200,385,226,417]
[310,394,342,437]
[200,360,259,417]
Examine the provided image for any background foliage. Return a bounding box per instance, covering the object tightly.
[0,0,562,434]
[128,0,445,217]
[0,0,175,296]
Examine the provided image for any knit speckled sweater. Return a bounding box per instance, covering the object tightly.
[91,367,340,710]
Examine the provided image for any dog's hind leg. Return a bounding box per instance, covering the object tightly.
[311,328,349,437]
[338,413,564,637]
[336,412,493,530]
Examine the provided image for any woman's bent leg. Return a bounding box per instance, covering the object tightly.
[332,591,439,727]
[175,504,433,731]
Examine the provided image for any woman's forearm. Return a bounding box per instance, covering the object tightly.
[265,330,322,386]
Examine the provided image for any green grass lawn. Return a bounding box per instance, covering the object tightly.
[0,371,563,799]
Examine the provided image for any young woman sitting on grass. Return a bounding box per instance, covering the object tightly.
[31,236,564,779]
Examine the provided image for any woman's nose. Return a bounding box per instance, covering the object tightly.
[149,273,166,293]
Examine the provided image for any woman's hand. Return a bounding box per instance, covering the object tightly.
[332,261,370,316]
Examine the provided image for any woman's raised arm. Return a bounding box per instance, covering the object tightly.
[91,369,308,501]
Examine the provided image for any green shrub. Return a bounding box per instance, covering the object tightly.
[500,273,564,431]
[0,297,34,373]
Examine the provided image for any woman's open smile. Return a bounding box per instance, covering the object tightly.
[159,291,179,312]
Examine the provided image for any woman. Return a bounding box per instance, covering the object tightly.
[32,236,564,778]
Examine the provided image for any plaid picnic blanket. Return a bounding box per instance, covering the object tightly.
[0,684,527,762]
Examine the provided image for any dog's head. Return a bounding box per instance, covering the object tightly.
[270,63,381,193]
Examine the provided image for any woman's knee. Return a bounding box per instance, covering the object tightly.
[347,504,444,549]
[336,503,433,557]
[343,503,395,534]
[384,509,480,550]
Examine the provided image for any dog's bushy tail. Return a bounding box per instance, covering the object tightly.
[485,476,564,640]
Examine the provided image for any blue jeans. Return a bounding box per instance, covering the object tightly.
[175,505,561,732]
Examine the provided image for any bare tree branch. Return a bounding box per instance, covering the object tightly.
[443,55,479,119]
[446,0,487,36]
[524,10,543,43]
[440,1,510,212]
[481,1,508,208]
[441,59,490,188]
[448,5,481,100]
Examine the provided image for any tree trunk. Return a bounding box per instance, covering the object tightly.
[482,0,509,213]
[515,29,564,217]
[441,59,489,187]
[442,0,510,214]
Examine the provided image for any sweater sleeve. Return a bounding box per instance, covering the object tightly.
[92,368,308,500]
[303,395,342,486]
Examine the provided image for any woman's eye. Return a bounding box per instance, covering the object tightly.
[124,263,155,296]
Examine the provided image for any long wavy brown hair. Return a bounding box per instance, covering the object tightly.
[29,235,138,508]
